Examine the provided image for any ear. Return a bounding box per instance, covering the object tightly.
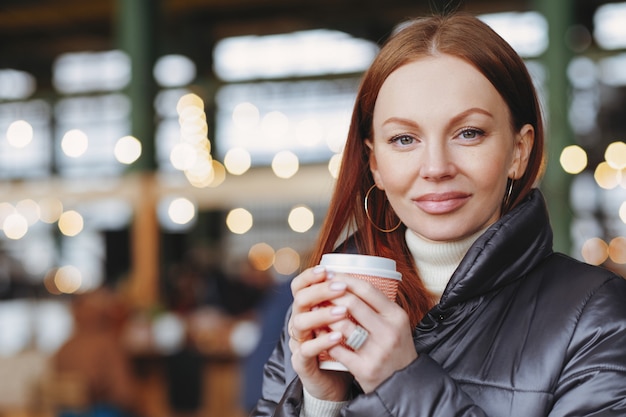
[509,124,534,179]
[365,139,384,189]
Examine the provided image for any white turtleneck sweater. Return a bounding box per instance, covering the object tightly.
[404,227,486,301]
[300,227,487,416]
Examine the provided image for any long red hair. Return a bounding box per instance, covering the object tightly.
[308,13,546,328]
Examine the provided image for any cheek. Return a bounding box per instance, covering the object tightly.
[373,154,416,191]
[465,144,512,180]
[473,159,509,195]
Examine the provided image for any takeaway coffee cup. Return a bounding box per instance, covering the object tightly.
[317,253,402,371]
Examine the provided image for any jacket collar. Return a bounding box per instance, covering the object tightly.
[439,188,554,308]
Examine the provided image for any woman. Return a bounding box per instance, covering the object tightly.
[252,13,626,416]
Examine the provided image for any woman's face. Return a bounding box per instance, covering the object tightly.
[367,54,533,242]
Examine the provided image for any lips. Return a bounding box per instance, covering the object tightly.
[413,192,471,214]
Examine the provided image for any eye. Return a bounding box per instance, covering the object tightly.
[458,127,484,140]
[389,134,416,146]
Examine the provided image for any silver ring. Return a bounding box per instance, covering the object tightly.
[345,325,369,351]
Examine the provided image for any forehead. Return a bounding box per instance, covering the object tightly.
[373,54,510,123]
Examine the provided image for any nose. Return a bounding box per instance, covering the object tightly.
[419,140,455,181]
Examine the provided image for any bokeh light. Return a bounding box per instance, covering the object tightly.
[0,203,15,228]
[328,153,342,178]
[594,2,626,50]
[58,210,84,237]
[184,168,213,188]
[560,145,588,174]
[479,11,548,57]
[184,159,224,189]
[271,150,299,179]
[261,111,289,142]
[608,236,626,263]
[54,265,82,294]
[153,54,196,88]
[61,129,88,158]
[226,208,253,234]
[213,28,378,82]
[232,102,260,130]
[152,313,186,354]
[248,242,275,271]
[594,162,621,189]
[3,213,28,239]
[0,69,36,100]
[208,160,226,188]
[53,50,130,94]
[44,268,62,295]
[39,197,64,223]
[176,93,204,113]
[224,147,251,175]
[114,136,142,164]
[170,143,197,171]
[325,125,347,153]
[16,199,40,226]
[581,237,609,265]
[168,197,196,225]
[179,107,208,137]
[6,120,33,148]
[174,93,215,187]
[229,320,261,356]
[288,205,314,233]
[184,152,213,186]
[273,247,300,275]
[605,141,626,169]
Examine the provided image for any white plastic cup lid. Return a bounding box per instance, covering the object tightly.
[320,253,401,280]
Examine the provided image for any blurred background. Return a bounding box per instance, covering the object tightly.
[0,0,625,416]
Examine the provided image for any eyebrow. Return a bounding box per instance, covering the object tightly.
[382,107,494,128]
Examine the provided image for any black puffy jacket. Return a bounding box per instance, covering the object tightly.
[252,190,626,416]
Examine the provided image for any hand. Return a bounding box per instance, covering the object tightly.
[288,266,353,401]
[324,273,418,393]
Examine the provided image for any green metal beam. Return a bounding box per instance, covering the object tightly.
[115,0,160,171]
[534,0,574,254]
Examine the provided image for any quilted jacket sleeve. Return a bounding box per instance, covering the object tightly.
[252,339,489,417]
[549,275,626,416]
[250,307,301,417]
[341,355,488,417]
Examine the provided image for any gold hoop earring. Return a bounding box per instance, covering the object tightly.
[364,185,402,233]
[503,177,515,209]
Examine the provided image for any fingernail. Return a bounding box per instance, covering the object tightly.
[326,271,335,280]
[329,331,342,341]
[331,306,347,315]
[329,281,346,291]
[313,266,325,275]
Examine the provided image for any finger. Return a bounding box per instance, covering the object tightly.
[325,316,374,352]
[290,266,327,295]
[292,272,348,314]
[323,288,384,333]
[290,331,343,371]
[289,304,348,343]
[288,320,307,343]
